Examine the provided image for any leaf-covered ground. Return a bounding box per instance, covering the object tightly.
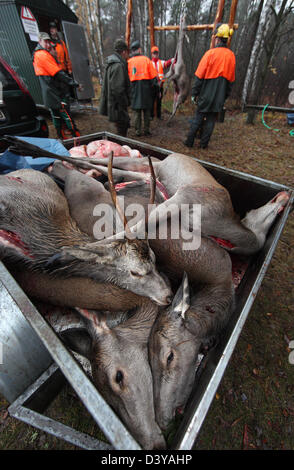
[0,96,293,450]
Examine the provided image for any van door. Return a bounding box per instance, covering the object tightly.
[62,21,95,101]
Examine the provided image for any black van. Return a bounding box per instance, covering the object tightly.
[0,56,48,150]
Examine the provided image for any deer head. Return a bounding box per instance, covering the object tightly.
[61,306,166,450]
[148,273,200,430]
[0,167,172,306]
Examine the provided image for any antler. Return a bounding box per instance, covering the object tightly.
[144,156,157,231]
[108,151,134,239]
[147,156,156,206]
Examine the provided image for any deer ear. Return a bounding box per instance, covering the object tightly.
[75,307,111,337]
[59,241,117,263]
[60,328,92,360]
[170,272,190,320]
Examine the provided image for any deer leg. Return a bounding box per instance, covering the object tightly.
[166,187,290,255]
[167,92,179,125]
[206,191,289,255]
[186,280,234,342]
[90,157,160,174]
[239,191,290,248]
[89,164,145,183]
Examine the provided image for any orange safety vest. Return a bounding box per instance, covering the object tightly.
[152,58,164,83]
[53,40,72,74]
[195,47,235,83]
[33,49,62,77]
[128,55,157,82]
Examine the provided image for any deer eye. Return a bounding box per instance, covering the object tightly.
[115,370,124,385]
[167,351,174,365]
[130,271,143,278]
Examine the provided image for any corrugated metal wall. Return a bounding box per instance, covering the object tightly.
[0,2,43,104]
[14,0,78,23]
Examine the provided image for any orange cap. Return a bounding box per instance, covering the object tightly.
[151,46,159,53]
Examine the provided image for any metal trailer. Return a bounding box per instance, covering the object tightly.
[0,132,293,450]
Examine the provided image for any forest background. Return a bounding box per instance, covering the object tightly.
[61,0,294,109]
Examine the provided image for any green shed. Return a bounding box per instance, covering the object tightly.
[0,0,79,105]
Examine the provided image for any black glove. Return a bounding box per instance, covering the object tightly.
[69,79,79,88]
[56,71,79,88]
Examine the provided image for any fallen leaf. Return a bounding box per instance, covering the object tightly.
[0,410,8,421]
[231,416,242,427]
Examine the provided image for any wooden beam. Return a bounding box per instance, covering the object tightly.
[210,0,225,48]
[148,0,155,49]
[147,23,238,32]
[244,104,294,113]
[228,0,239,48]
[125,0,132,49]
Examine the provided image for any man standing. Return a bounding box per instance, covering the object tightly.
[99,39,131,137]
[33,32,80,139]
[128,41,158,136]
[184,24,236,149]
[49,22,72,74]
[150,46,173,120]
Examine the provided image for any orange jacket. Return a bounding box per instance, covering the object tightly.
[128,55,157,82]
[53,40,72,74]
[151,57,172,84]
[33,48,62,77]
[195,46,235,82]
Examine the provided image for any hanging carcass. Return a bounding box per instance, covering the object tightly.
[164,15,191,124]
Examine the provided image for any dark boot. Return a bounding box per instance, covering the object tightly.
[134,110,142,136]
[183,135,195,147]
[115,123,128,137]
[184,110,205,148]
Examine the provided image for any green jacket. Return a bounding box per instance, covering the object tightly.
[128,52,158,110]
[192,76,232,113]
[99,53,130,124]
[192,44,235,113]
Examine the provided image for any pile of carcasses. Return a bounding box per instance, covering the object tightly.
[0,137,288,449]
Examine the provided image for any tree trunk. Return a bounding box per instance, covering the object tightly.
[242,0,266,108]
[96,0,104,80]
[245,0,290,123]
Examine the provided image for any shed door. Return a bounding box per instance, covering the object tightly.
[62,21,95,101]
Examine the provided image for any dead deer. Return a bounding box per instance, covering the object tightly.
[76,152,290,256]
[54,302,166,450]
[0,169,172,306]
[4,136,290,447]
[164,15,191,124]
[6,265,149,312]
[149,251,234,431]
[5,136,289,278]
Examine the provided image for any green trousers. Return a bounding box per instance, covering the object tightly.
[134,109,151,135]
[50,103,78,138]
